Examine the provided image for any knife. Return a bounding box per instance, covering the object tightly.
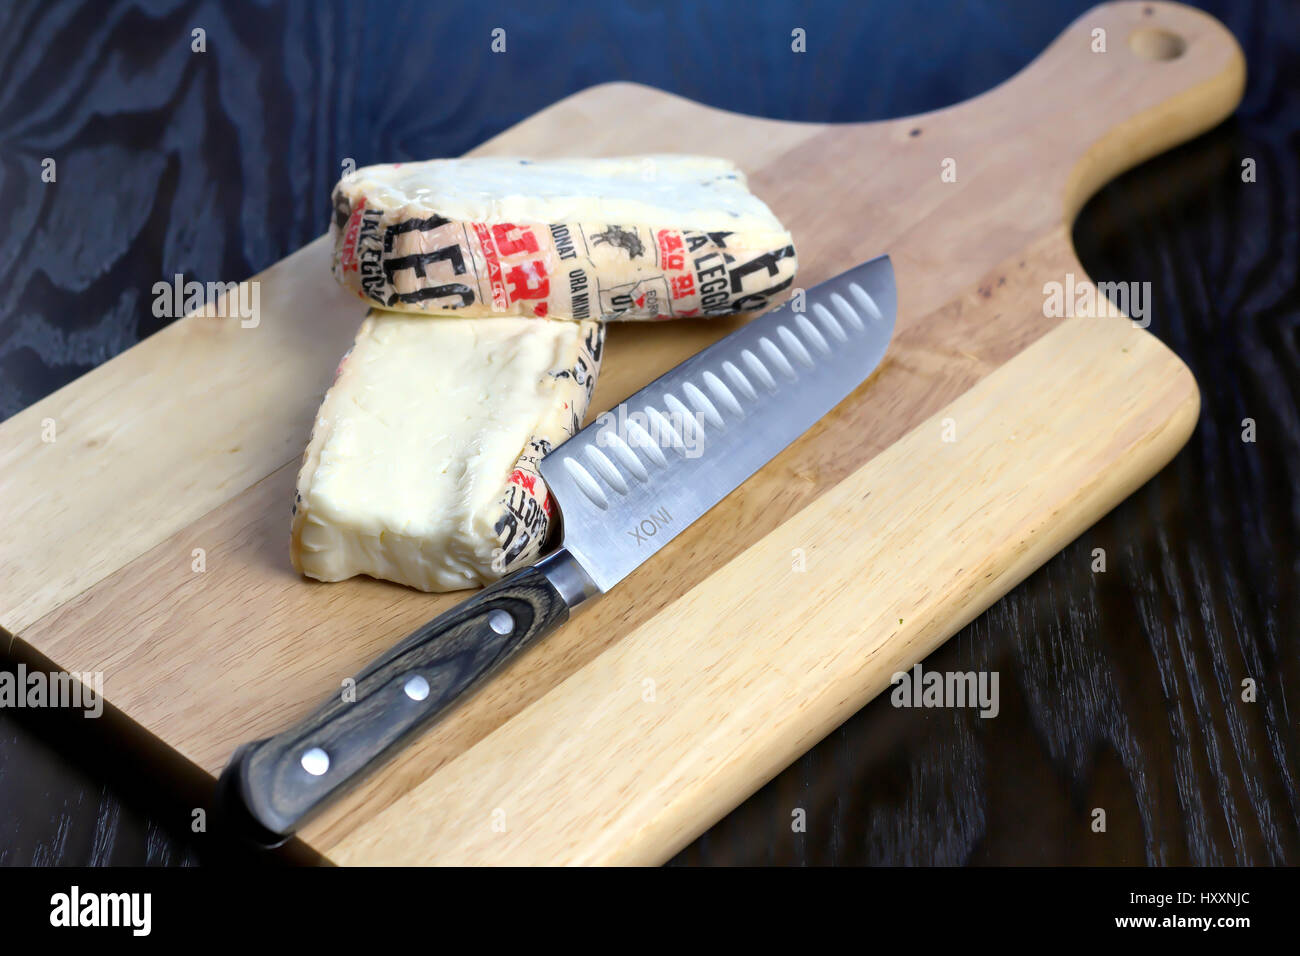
[217,255,896,841]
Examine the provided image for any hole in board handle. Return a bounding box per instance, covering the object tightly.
[1129,28,1186,61]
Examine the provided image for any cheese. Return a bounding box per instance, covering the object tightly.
[290,311,604,592]
[330,156,797,321]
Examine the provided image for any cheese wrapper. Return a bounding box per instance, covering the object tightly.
[330,156,797,321]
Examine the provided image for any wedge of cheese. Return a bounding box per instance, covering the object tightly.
[291,311,604,592]
[330,156,796,321]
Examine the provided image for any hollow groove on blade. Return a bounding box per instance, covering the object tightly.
[539,255,897,593]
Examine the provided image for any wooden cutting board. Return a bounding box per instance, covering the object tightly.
[0,2,1243,865]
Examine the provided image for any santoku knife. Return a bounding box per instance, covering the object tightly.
[218,254,897,841]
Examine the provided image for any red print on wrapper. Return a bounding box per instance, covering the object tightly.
[491,223,539,256]
[657,229,685,271]
[339,197,367,272]
[475,222,550,314]
[507,469,537,494]
[504,261,549,301]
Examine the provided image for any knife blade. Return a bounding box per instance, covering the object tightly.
[218,255,896,841]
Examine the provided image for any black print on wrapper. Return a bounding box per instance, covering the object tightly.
[590,225,646,259]
[330,191,798,321]
[493,320,606,570]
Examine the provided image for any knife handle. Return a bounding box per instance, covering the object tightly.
[221,557,579,838]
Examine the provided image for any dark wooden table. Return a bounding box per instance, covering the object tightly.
[1,0,1296,866]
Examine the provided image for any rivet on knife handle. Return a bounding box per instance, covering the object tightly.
[225,551,591,837]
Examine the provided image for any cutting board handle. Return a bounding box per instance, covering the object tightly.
[949,1,1245,224]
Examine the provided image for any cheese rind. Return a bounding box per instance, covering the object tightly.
[290,311,604,592]
[330,156,797,321]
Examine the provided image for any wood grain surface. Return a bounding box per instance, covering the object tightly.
[1,0,1296,866]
